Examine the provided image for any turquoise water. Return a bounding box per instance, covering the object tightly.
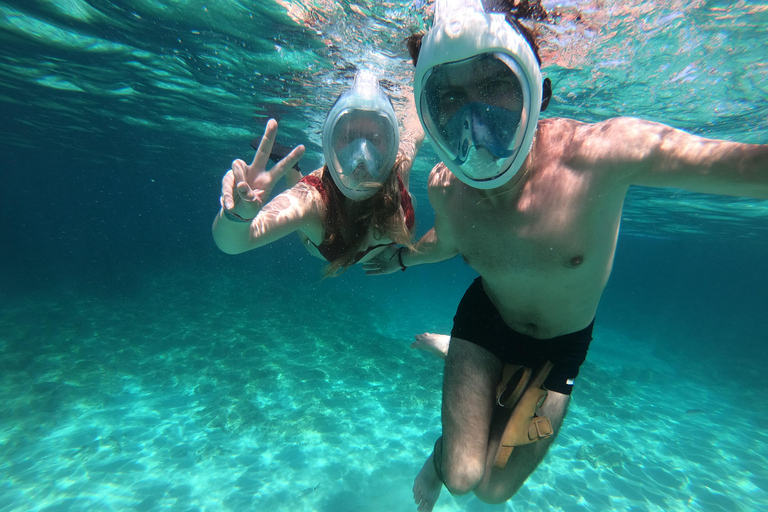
[1,1,767,511]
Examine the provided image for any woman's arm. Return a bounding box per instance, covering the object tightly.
[213,183,324,254]
[212,119,318,255]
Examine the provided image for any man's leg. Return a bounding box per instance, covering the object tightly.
[413,336,502,511]
[440,336,504,493]
[411,329,577,505]
[474,390,570,503]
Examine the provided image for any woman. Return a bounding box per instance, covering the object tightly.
[212,71,423,276]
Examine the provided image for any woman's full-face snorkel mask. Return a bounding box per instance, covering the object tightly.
[322,71,400,201]
[414,0,548,189]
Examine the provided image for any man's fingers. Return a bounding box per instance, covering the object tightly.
[269,144,306,180]
[250,119,278,173]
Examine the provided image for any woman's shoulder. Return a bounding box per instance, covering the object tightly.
[296,168,324,185]
[303,168,328,196]
[292,168,326,197]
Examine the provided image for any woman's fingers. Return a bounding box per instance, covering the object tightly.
[232,158,248,186]
[230,158,260,203]
[226,120,302,211]
[249,119,278,178]
[220,170,236,210]
[362,246,402,275]
[221,120,278,213]
[362,260,385,275]
[269,144,306,181]
[236,180,253,200]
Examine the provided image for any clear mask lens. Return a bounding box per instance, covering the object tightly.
[328,109,398,196]
[442,103,522,163]
[335,138,385,179]
[322,70,400,200]
[421,52,529,178]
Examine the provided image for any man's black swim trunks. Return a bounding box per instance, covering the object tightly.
[451,277,593,395]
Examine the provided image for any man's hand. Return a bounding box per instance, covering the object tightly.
[362,245,405,275]
[220,119,305,220]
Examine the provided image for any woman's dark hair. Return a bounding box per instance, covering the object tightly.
[320,151,414,277]
[406,0,550,67]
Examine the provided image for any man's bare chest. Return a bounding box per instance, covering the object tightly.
[446,176,616,273]
[451,208,584,272]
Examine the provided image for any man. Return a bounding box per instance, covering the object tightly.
[363,0,768,510]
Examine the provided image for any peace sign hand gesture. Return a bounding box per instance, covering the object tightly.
[220,119,305,220]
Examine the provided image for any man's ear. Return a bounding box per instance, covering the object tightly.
[405,33,424,67]
[541,78,552,112]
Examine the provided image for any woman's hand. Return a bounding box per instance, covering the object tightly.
[362,245,406,275]
[220,119,305,220]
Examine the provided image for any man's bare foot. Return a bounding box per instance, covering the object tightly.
[413,452,442,512]
[411,333,450,360]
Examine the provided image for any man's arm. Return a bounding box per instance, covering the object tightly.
[393,94,425,190]
[361,221,459,275]
[581,117,768,199]
[403,221,460,267]
[363,165,460,275]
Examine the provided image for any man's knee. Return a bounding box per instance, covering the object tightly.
[474,438,555,503]
[475,485,520,505]
[441,456,485,496]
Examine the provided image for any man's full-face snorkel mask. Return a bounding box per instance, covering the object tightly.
[414,0,550,189]
[322,71,400,201]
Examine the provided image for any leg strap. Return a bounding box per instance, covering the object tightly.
[495,364,532,408]
[493,361,555,469]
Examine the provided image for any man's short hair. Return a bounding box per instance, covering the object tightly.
[405,0,549,67]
